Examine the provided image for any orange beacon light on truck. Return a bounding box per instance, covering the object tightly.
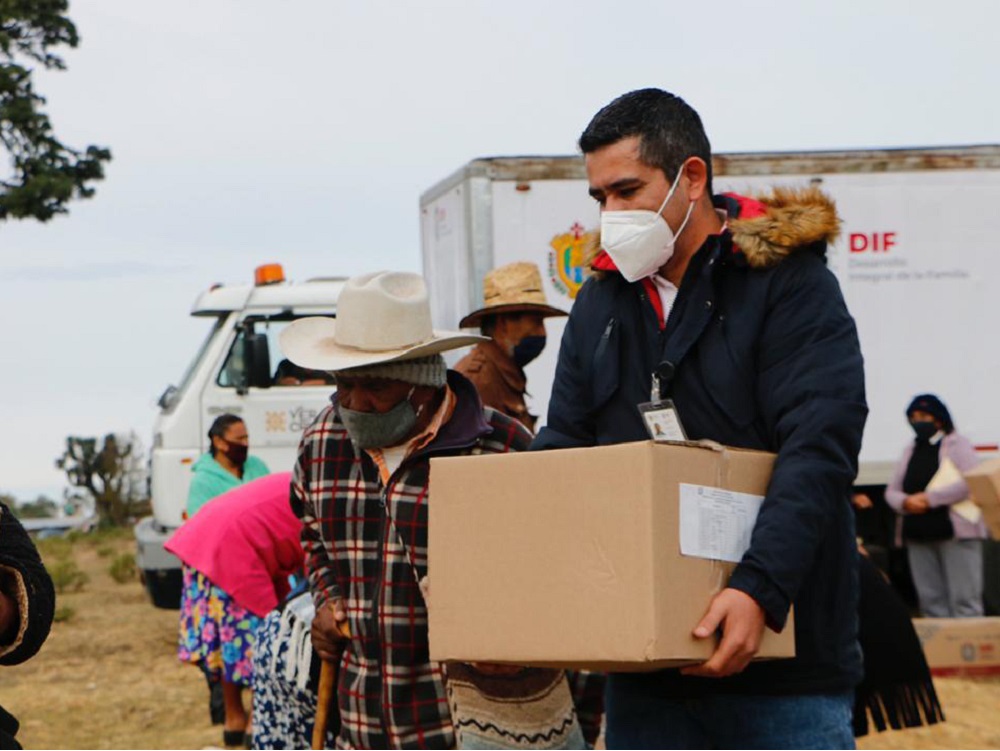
[254,263,285,286]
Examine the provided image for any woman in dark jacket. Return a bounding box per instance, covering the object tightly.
[885,394,986,617]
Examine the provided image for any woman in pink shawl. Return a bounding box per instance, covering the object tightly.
[166,471,303,748]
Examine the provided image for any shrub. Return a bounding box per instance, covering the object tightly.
[53,605,75,623]
[49,559,88,594]
[36,536,73,562]
[108,553,137,584]
[64,529,88,545]
[87,526,131,546]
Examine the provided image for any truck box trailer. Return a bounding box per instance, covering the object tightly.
[419,146,1000,487]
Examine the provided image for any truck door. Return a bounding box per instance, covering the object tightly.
[200,316,336,474]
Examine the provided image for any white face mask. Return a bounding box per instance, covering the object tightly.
[599,163,695,283]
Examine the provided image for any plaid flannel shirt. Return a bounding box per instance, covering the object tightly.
[292,372,530,749]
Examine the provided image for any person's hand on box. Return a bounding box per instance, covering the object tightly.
[903,493,930,514]
[681,587,765,678]
[312,598,350,662]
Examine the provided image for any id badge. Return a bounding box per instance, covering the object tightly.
[638,399,688,442]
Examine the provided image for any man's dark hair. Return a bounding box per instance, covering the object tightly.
[273,358,335,385]
[579,88,713,193]
[207,413,243,456]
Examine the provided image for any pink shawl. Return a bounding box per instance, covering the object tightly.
[165,471,303,617]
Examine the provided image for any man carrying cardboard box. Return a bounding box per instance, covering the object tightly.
[534,88,868,748]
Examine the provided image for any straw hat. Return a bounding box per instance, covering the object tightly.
[458,262,569,329]
[279,271,486,372]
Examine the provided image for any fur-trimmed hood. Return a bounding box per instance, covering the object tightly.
[588,186,841,273]
[727,186,840,269]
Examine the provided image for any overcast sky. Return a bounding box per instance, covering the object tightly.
[1,0,997,501]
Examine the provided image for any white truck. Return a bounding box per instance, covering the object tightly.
[135,265,344,607]
[420,146,1000,488]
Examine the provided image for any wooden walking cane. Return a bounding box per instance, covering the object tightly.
[312,605,351,750]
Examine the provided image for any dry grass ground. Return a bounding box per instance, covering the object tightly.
[0,530,220,750]
[1,530,999,749]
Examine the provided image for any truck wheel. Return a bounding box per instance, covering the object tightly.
[142,568,184,609]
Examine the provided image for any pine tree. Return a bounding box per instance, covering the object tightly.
[0,0,111,221]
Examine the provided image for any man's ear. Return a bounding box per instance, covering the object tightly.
[682,158,710,202]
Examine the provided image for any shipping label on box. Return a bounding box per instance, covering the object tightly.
[679,483,764,563]
[913,617,1000,677]
[427,440,795,672]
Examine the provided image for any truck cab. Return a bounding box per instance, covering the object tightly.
[136,264,343,608]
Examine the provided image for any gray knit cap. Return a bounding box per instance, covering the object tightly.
[334,354,447,387]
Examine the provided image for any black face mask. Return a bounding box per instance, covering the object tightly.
[513,335,546,368]
[911,420,938,442]
[224,442,249,467]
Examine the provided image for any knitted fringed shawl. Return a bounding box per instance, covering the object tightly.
[444,664,584,749]
[0,502,55,667]
[853,554,945,736]
[0,502,56,749]
[269,591,317,694]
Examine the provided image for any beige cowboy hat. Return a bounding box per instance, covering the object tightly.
[458,261,569,329]
[280,271,487,372]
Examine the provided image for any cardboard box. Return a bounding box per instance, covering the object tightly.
[427,440,795,671]
[913,617,1000,677]
[964,457,1000,538]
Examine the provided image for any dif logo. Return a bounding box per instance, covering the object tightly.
[850,231,897,253]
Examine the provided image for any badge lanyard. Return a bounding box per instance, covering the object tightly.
[637,362,687,442]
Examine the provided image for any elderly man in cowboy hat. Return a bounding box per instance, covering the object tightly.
[280,271,589,750]
[455,262,567,432]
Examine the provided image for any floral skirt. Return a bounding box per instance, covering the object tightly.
[178,565,260,686]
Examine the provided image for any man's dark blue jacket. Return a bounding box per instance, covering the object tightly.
[533,188,868,695]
